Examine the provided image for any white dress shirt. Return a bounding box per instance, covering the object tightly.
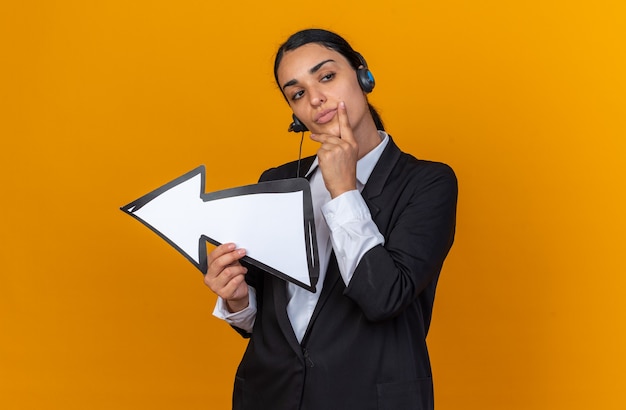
[214,131,389,343]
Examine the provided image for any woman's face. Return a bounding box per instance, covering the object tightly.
[276,43,370,138]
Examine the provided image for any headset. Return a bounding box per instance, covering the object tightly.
[288,52,375,133]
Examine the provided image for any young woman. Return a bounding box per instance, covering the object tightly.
[204,28,457,410]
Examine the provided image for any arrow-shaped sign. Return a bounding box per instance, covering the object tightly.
[120,166,319,292]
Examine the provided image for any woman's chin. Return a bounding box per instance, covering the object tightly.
[311,123,340,138]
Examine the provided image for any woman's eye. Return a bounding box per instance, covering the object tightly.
[321,72,335,81]
[292,90,304,101]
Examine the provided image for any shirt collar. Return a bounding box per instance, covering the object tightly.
[304,130,390,186]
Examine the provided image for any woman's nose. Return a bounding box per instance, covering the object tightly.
[308,87,325,106]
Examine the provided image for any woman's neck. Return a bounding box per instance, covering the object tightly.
[355,118,383,160]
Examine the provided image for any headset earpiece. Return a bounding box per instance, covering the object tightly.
[355,52,375,93]
[288,114,308,133]
[357,68,375,93]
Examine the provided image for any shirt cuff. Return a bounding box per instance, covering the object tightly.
[322,190,371,229]
[322,190,384,284]
[212,285,257,333]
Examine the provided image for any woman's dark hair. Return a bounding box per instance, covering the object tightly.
[274,28,385,131]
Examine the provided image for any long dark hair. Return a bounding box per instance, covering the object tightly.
[274,28,385,131]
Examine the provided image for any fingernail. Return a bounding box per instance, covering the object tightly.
[238,249,246,256]
[339,101,345,109]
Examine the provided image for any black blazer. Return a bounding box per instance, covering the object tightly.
[233,137,457,410]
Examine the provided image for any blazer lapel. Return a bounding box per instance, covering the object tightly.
[301,252,341,344]
[361,136,402,219]
[270,275,303,353]
[265,155,318,353]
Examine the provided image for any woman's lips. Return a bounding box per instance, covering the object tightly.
[314,108,337,124]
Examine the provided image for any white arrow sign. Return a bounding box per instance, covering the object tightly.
[120,166,319,292]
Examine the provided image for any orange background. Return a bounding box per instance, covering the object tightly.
[2,1,625,409]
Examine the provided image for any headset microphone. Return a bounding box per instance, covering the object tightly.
[288,114,308,133]
[286,114,307,178]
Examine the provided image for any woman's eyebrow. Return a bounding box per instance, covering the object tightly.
[310,59,335,74]
[282,59,336,90]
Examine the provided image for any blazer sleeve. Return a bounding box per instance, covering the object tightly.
[344,161,458,322]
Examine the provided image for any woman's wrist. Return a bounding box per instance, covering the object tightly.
[225,296,249,313]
